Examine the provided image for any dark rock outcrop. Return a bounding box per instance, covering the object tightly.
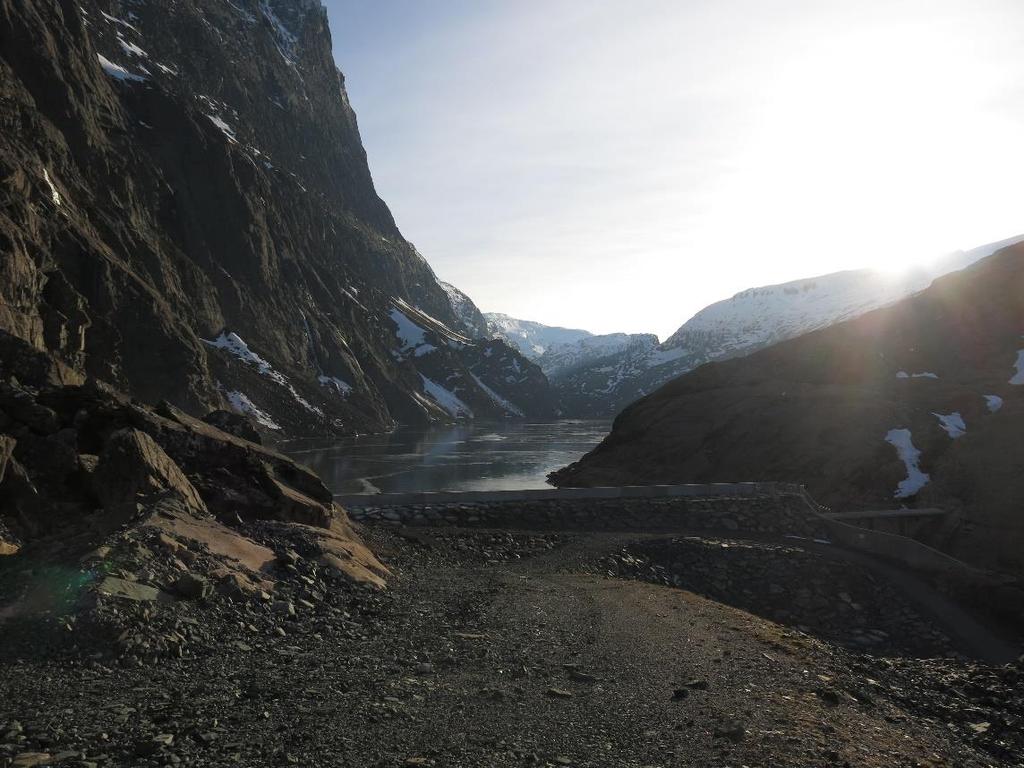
[0,0,555,437]
[0,376,388,621]
[202,409,262,444]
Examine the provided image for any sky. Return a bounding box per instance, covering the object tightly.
[325,0,1024,338]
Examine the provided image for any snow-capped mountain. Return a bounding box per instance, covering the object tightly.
[439,281,490,339]
[536,333,658,378]
[550,234,1024,417]
[663,234,1024,357]
[484,314,593,358]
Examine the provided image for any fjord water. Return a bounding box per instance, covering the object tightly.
[288,421,611,495]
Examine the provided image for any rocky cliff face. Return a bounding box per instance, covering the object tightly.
[553,245,1024,575]
[0,0,555,438]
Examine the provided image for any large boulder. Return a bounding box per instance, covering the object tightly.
[201,409,262,445]
[0,435,14,484]
[93,428,207,519]
[0,381,60,435]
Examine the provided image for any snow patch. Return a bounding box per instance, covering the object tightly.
[932,412,966,439]
[420,375,473,419]
[117,35,147,58]
[896,371,939,380]
[470,373,525,417]
[207,114,238,144]
[318,375,352,397]
[100,10,140,32]
[984,395,1004,413]
[203,332,323,417]
[1010,350,1024,385]
[340,286,367,311]
[884,429,930,498]
[97,54,147,83]
[389,308,426,352]
[42,169,61,206]
[205,332,278,379]
[225,391,281,430]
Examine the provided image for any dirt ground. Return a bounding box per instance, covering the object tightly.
[1,527,1020,768]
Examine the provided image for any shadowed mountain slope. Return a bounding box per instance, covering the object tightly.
[553,245,1024,574]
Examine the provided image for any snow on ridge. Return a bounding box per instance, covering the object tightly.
[205,331,279,379]
[932,412,966,439]
[100,10,140,33]
[420,375,473,419]
[117,33,147,58]
[225,391,281,430]
[389,308,426,352]
[393,297,471,345]
[984,395,1004,413]
[258,0,302,67]
[340,286,367,311]
[470,373,525,417]
[203,332,324,417]
[207,114,238,144]
[97,54,147,83]
[318,375,352,397]
[1010,350,1024,385]
[896,371,939,380]
[485,312,592,359]
[42,169,61,206]
[884,428,930,498]
[153,62,178,76]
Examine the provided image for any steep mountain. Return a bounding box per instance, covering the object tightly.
[484,313,593,358]
[553,244,1024,575]
[438,281,489,339]
[549,235,1024,417]
[535,333,657,378]
[0,0,555,437]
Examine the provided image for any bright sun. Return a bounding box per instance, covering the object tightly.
[695,15,1021,281]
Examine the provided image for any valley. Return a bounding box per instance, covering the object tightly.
[1,1,1023,767]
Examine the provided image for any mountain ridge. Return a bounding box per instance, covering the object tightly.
[484,234,1024,418]
[552,243,1024,575]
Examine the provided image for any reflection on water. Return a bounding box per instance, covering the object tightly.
[286,420,611,495]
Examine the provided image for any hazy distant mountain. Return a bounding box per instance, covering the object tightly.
[550,235,1024,417]
[536,333,658,378]
[439,281,491,339]
[484,313,593,358]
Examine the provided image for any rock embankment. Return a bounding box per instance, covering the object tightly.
[348,489,826,539]
[0,344,387,662]
[606,536,956,657]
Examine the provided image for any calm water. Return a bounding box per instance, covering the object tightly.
[287,420,611,495]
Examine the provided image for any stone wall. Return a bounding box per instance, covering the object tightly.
[346,489,827,540]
